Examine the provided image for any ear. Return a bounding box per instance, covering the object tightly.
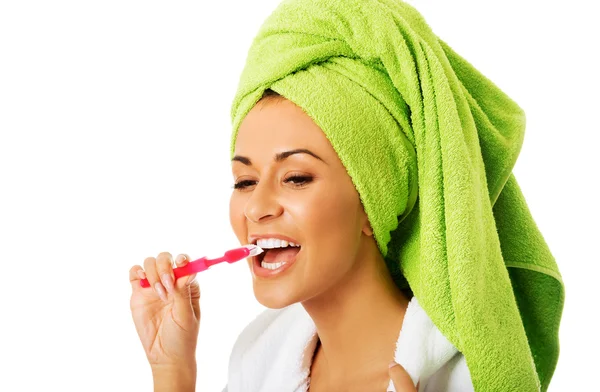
[362,215,374,237]
[359,203,374,236]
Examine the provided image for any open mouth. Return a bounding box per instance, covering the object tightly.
[252,244,302,277]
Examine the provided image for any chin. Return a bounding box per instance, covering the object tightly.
[253,285,299,309]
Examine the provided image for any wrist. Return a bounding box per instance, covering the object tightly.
[152,362,197,392]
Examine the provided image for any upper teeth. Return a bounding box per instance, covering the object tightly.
[256,238,300,249]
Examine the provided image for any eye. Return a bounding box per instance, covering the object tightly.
[284,175,313,187]
[232,179,256,190]
[232,175,313,190]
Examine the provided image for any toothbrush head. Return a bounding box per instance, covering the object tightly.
[245,244,264,257]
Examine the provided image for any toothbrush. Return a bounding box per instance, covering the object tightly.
[139,244,264,288]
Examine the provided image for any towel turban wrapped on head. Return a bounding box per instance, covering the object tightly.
[229,1,565,391]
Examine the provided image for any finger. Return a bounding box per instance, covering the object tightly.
[174,271,197,291]
[186,272,197,286]
[144,256,167,303]
[389,362,417,391]
[188,279,201,322]
[171,255,201,325]
[174,254,196,290]
[156,251,175,297]
[173,273,201,321]
[129,265,145,292]
[175,253,190,267]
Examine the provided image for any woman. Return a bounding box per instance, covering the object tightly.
[129,1,564,391]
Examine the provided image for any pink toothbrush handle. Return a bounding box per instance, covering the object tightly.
[139,257,209,288]
[139,246,252,288]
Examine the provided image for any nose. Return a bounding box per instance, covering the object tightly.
[243,178,284,223]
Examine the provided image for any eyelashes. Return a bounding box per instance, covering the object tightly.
[232,175,313,190]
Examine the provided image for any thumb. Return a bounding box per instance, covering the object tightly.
[170,276,201,327]
[389,362,417,392]
[171,254,200,323]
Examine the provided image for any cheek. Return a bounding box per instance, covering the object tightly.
[229,193,246,239]
[290,186,361,263]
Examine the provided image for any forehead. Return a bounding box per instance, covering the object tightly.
[235,98,330,152]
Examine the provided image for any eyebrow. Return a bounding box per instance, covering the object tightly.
[232,148,327,166]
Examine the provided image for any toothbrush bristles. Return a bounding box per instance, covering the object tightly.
[246,244,264,256]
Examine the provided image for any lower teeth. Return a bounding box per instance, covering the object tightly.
[261,261,287,270]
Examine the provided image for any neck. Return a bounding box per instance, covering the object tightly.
[301,241,410,386]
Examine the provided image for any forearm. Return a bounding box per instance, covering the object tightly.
[152,362,197,392]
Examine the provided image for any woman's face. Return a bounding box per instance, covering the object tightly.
[229,96,374,309]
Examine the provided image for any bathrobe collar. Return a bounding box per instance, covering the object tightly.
[227,296,459,392]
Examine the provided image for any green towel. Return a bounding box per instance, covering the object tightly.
[228,0,565,391]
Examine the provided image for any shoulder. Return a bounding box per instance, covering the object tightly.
[228,305,292,364]
[228,302,309,357]
[232,306,292,348]
[226,302,316,387]
[224,305,291,390]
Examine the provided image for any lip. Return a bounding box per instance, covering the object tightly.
[251,247,301,278]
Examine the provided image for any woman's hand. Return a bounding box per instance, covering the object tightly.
[129,252,201,368]
[389,361,419,391]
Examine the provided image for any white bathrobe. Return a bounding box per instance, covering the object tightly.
[222,296,473,392]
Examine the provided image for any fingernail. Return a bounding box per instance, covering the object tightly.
[137,270,146,280]
[161,273,174,293]
[154,282,168,302]
[389,361,399,369]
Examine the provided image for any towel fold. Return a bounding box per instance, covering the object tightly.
[229,1,565,391]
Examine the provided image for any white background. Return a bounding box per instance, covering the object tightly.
[0,0,597,390]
